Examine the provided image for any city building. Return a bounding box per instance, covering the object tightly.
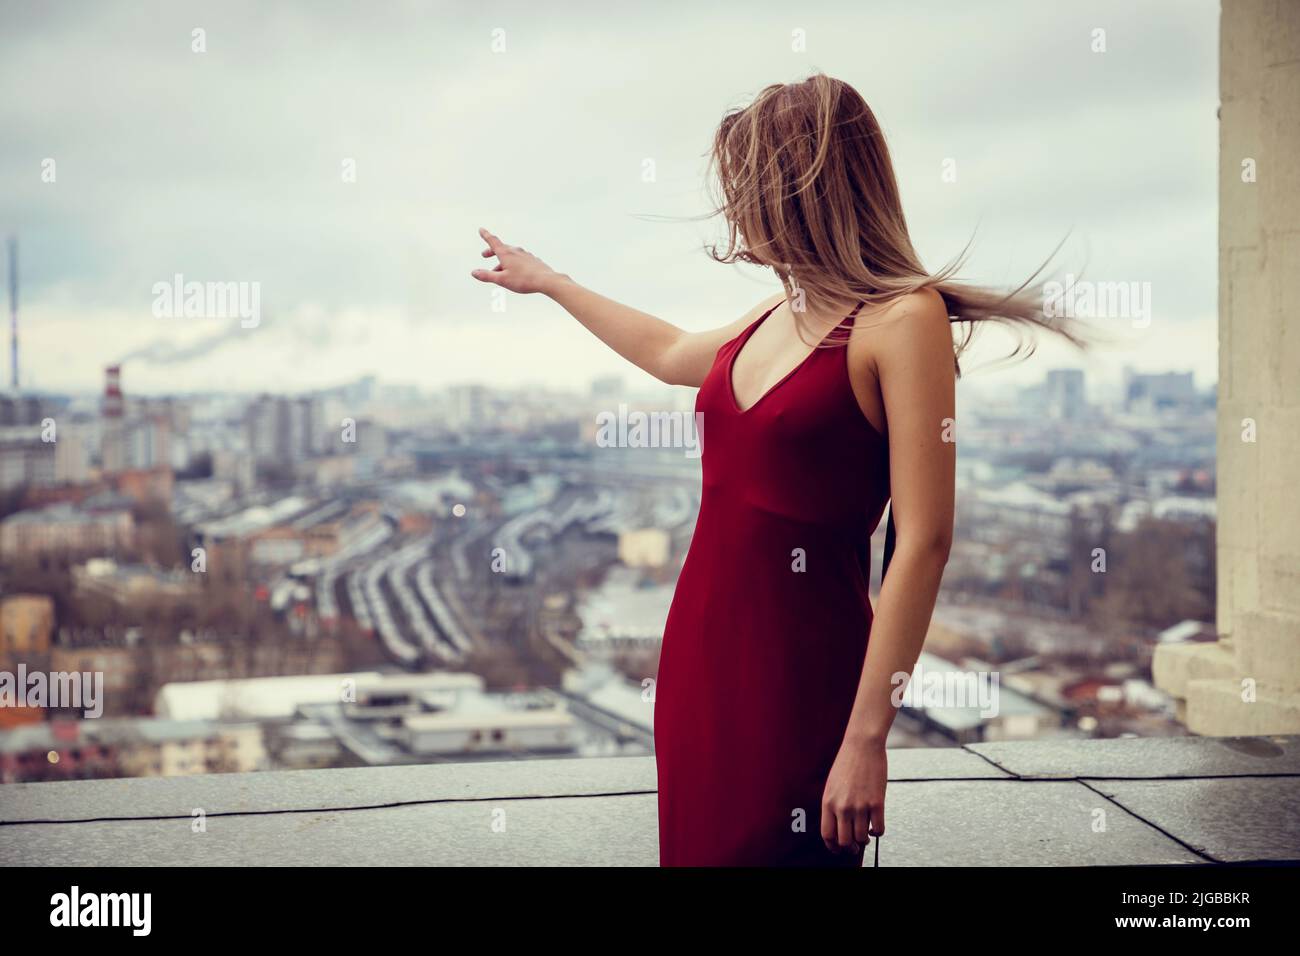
[117,719,264,777]
[0,393,42,426]
[448,384,489,431]
[1123,368,1198,412]
[0,499,135,561]
[1045,368,1087,420]
[72,559,198,607]
[617,527,671,569]
[53,421,91,484]
[247,393,325,465]
[396,709,577,757]
[0,424,54,491]
[577,565,673,654]
[0,594,54,659]
[899,652,1061,744]
[0,718,264,783]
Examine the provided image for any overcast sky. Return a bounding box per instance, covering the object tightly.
[1,0,1218,398]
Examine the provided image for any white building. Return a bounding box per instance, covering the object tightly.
[397,708,576,756]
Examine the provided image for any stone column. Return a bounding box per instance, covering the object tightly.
[1153,0,1300,733]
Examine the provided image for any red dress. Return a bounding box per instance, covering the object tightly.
[654,301,891,867]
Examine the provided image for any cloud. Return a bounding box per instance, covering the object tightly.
[0,0,1219,393]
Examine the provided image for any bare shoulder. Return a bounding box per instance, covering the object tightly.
[858,287,948,337]
[849,287,953,372]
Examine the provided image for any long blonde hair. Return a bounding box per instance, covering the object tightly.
[706,74,1081,367]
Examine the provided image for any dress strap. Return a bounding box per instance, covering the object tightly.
[826,300,865,344]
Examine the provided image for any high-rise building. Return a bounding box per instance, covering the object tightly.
[247,393,324,464]
[1045,368,1087,420]
[0,425,55,491]
[449,385,488,432]
[246,394,282,463]
[53,422,90,485]
[124,414,171,470]
[1124,368,1197,412]
[287,396,322,458]
[0,394,41,426]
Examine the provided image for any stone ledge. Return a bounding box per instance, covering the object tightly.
[1185,681,1300,736]
[0,745,1009,825]
[968,734,1300,779]
[0,755,658,825]
[1152,640,1238,699]
[2,737,1297,866]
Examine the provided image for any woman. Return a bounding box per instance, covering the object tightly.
[471,75,1074,867]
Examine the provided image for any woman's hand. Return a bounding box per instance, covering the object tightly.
[470,227,564,295]
[467,225,771,389]
[821,735,887,855]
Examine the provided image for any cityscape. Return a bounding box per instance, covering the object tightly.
[0,0,1225,795]
[0,346,1217,783]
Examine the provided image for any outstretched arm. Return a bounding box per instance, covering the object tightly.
[470,227,775,386]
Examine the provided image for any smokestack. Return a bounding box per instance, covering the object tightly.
[102,364,125,474]
[7,237,15,391]
[104,364,123,417]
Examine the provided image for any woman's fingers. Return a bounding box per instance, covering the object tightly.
[837,812,858,855]
[478,227,507,255]
[820,804,838,854]
[853,810,874,846]
[823,803,880,854]
[473,228,508,282]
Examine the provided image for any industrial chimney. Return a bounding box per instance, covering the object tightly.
[102,364,126,473]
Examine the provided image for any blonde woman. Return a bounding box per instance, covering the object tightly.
[472,74,1075,867]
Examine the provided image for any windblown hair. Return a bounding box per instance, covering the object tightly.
[706,74,1082,368]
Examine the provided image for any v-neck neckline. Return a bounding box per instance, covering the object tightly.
[727,300,861,415]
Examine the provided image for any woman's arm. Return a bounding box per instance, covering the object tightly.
[470,227,775,386]
[821,288,956,855]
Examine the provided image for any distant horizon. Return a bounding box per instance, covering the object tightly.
[5,358,1215,407]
